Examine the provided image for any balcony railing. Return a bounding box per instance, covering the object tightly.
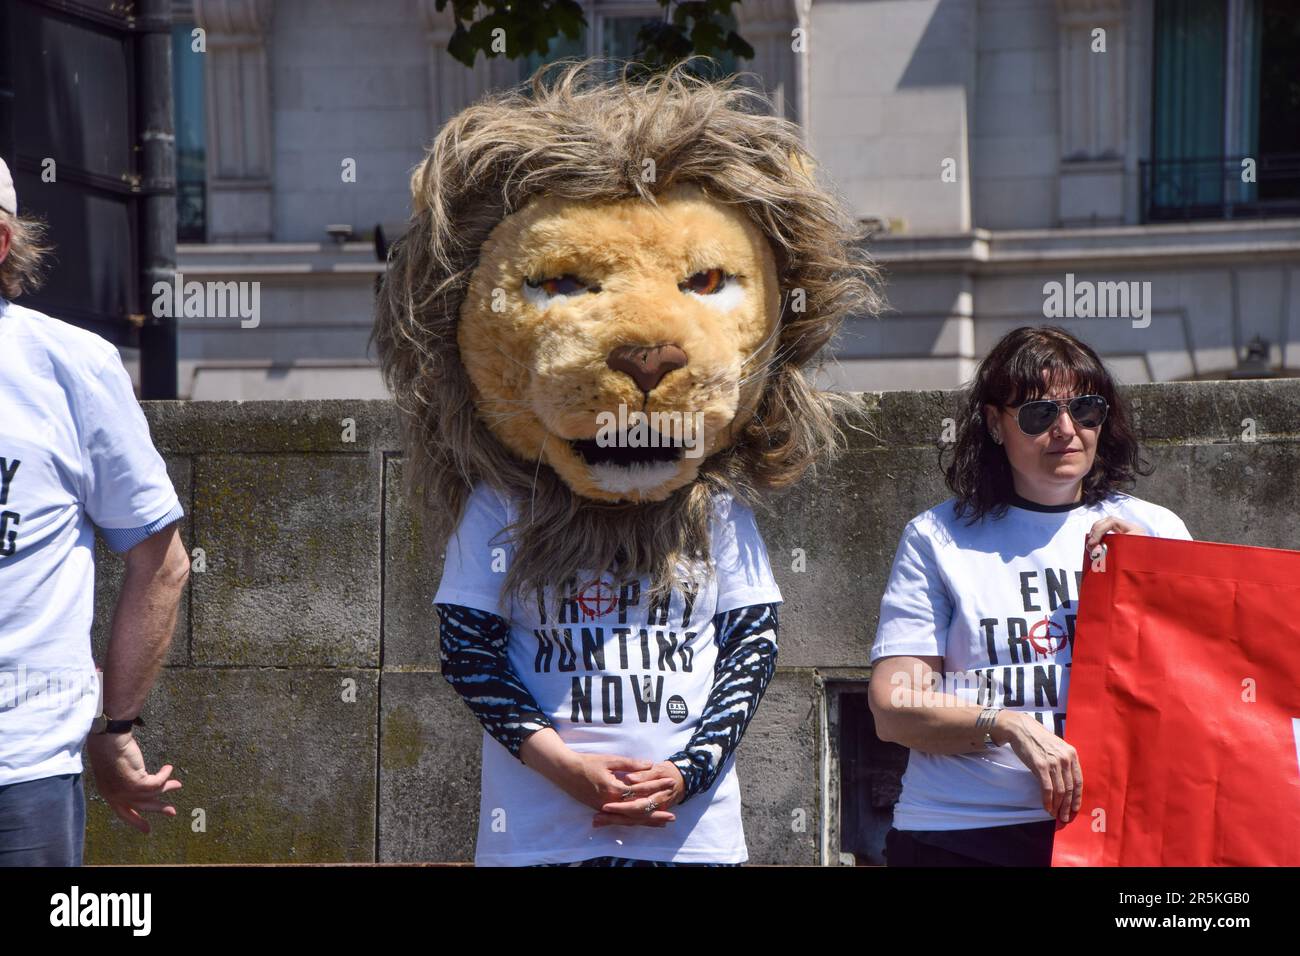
[1139,153,1300,223]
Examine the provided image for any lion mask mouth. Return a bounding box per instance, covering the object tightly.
[567,429,688,494]
[569,434,685,467]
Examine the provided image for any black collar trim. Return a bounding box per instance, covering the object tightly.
[1009,493,1086,513]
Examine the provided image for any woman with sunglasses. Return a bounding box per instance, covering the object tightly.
[867,325,1192,866]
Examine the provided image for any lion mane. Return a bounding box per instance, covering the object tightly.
[372,57,882,608]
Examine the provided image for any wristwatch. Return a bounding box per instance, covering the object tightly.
[90,713,145,735]
[976,706,1002,750]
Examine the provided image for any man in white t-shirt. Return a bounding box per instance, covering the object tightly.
[0,157,189,866]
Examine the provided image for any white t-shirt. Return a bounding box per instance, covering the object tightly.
[871,491,1192,831]
[434,481,783,865]
[0,299,183,786]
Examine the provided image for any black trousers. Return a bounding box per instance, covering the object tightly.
[885,820,1056,867]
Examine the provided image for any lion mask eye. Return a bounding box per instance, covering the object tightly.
[524,274,598,298]
[679,268,729,295]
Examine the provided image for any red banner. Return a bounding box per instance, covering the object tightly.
[1052,533,1300,866]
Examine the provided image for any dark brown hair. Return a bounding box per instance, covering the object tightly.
[941,325,1152,524]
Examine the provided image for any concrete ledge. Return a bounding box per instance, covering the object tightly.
[78,379,1300,863]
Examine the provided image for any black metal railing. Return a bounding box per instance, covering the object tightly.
[1140,153,1300,223]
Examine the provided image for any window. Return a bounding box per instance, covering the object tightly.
[1255,2,1300,201]
[829,683,910,866]
[520,1,738,81]
[1144,0,1300,221]
[172,22,206,241]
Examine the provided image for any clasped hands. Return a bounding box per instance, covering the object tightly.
[595,755,688,828]
[577,753,685,828]
[521,728,688,829]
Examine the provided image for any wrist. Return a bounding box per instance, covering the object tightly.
[520,728,575,774]
[90,712,144,736]
[666,750,706,801]
[988,708,1021,746]
[666,751,693,779]
[86,729,134,753]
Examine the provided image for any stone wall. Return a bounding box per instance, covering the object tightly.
[84,379,1300,863]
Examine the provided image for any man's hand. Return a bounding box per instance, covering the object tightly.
[90,522,187,835]
[592,760,684,829]
[85,732,182,834]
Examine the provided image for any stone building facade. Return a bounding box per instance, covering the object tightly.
[165,0,1300,398]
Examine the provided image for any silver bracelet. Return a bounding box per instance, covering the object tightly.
[976,706,1002,749]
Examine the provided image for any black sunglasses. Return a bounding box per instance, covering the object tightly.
[1011,394,1108,436]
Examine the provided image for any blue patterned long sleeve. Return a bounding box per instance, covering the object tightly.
[666,602,780,805]
[435,602,555,760]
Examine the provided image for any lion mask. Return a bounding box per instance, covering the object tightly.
[374,58,879,605]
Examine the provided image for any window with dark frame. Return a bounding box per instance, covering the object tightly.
[172,21,205,242]
[1144,0,1300,222]
[833,684,910,866]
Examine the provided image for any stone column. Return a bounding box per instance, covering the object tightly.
[419,0,521,134]
[735,0,802,123]
[193,0,274,241]
[1056,0,1128,226]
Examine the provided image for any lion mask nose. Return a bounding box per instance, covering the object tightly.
[606,343,688,393]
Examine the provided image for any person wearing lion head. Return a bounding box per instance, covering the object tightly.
[372,57,880,866]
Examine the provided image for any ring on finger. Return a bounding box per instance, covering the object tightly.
[644,799,658,815]
[621,788,634,800]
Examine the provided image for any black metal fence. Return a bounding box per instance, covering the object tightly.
[1140,153,1300,223]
